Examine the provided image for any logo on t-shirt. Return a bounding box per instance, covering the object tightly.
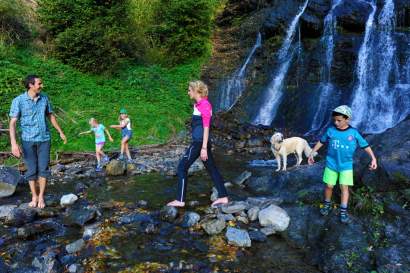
[347,135,354,141]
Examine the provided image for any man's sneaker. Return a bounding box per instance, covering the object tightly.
[320,202,332,216]
[340,213,351,224]
[95,165,103,172]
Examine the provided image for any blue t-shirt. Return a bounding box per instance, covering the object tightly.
[320,126,369,172]
[91,124,106,144]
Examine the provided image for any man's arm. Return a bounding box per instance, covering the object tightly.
[9,117,21,157]
[48,114,67,144]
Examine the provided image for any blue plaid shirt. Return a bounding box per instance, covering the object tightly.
[9,92,53,142]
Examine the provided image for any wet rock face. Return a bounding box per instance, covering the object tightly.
[0,166,24,198]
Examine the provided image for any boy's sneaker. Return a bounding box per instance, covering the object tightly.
[340,213,351,224]
[320,202,332,216]
[127,158,134,164]
[95,165,103,172]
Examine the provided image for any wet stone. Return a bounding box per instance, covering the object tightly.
[201,218,226,235]
[247,207,260,222]
[160,206,178,222]
[248,230,267,242]
[63,208,97,227]
[233,171,252,185]
[181,212,201,228]
[221,201,248,214]
[60,194,78,207]
[258,204,290,231]
[5,207,37,227]
[66,239,85,254]
[225,227,251,247]
[0,204,17,218]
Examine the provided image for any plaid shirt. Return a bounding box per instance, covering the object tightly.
[9,92,53,142]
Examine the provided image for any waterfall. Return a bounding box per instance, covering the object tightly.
[351,0,409,133]
[306,0,343,135]
[252,0,309,126]
[217,33,262,112]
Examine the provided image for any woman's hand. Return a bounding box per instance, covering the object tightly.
[200,147,208,161]
[308,156,315,165]
[109,136,114,142]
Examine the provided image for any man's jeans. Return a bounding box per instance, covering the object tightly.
[22,140,51,181]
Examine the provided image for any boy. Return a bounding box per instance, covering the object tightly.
[308,105,377,223]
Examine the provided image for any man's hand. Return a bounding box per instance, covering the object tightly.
[60,132,67,144]
[11,143,21,158]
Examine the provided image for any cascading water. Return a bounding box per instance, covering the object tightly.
[351,0,410,133]
[216,33,262,112]
[252,0,309,126]
[306,0,343,135]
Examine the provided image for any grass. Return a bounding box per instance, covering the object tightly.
[0,46,202,155]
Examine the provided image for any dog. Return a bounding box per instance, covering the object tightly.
[270,132,317,171]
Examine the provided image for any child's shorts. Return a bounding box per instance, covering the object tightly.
[96,142,105,147]
[323,167,353,186]
[121,128,133,139]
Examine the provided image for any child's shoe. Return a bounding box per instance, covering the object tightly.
[95,165,103,172]
[340,206,351,224]
[102,155,110,163]
[320,201,332,216]
[117,154,125,161]
[127,158,134,164]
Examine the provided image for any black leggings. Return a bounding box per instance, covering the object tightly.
[176,142,228,202]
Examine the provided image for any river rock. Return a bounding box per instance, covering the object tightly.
[246,175,275,194]
[17,220,57,239]
[60,194,78,207]
[217,213,235,222]
[248,230,267,242]
[118,213,153,225]
[233,171,252,185]
[0,204,17,218]
[201,218,226,235]
[225,227,251,247]
[83,222,102,239]
[160,206,178,222]
[221,201,247,214]
[247,207,260,222]
[5,207,37,227]
[64,208,97,227]
[258,204,290,231]
[66,239,85,254]
[32,249,61,273]
[210,187,218,202]
[181,212,200,228]
[105,160,126,176]
[0,166,23,198]
[260,226,276,236]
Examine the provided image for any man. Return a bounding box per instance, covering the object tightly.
[9,75,67,208]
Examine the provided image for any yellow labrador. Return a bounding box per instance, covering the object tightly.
[270,132,317,171]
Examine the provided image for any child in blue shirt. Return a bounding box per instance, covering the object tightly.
[79,118,113,171]
[308,105,377,223]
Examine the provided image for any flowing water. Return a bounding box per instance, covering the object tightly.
[216,33,262,112]
[0,153,320,272]
[252,0,309,126]
[351,0,410,133]
[306,0,343,135]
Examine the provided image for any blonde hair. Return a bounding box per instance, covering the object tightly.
[189,80,208,97]
[89,118,98,124]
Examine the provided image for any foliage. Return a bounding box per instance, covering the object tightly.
[0,0,33,44]
[0,47,201,156]
[38,0,142,73]
[150,0,218,65]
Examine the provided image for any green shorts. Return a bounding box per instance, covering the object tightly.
[323,167,353,186]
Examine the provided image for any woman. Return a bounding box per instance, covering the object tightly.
[167,80,229,207]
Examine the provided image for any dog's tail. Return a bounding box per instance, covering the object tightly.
[303,140,317,157]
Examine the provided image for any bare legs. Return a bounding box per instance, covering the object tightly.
[324,184,349,206]
[28,177,47,208]
[120,137,131,160]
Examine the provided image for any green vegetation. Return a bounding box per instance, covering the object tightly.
[0,47,201,154]
[0,0,225,157]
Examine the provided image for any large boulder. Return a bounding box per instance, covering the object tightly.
[258,204,290,231]
[105,160,126,176]
[0,166,24,198]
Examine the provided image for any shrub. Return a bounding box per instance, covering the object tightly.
[0,0,33,44]
[38,0,141,73]
[150,0,218,65]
